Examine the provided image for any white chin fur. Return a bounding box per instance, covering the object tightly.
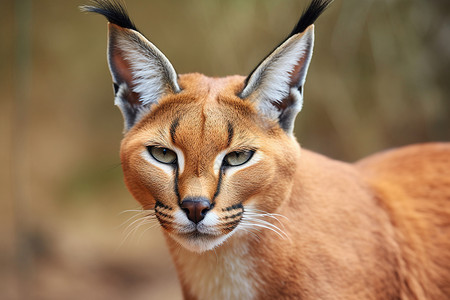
[170,231,235,253]
[169,209,238,253]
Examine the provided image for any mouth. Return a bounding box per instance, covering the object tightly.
[169,215,241,253]
[179,230,219,240]
[154,202,244,252]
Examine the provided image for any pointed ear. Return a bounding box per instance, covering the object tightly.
[239,0,332,134]
[81,0,180,131]
[108,23,180,131]
[239,26,314,134]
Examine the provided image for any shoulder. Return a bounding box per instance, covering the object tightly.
[355,142,450,178]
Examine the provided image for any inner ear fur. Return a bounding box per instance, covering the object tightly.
[240,27,315,134]
[81,1,181,132]
[239,0,333,134]
[107,23,180,131]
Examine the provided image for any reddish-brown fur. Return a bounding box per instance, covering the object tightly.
[119,74,450,299]
[83,0,450,297]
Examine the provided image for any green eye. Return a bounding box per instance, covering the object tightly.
[224,150,254,167]
[148,146,177,165]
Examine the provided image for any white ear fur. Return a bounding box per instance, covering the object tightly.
[240,25,315,134]
[108,24,180,130]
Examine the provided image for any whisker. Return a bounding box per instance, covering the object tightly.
[123,218,152,241]
[241,222,287,240]
[244,211,290,229]
[248,209,290,221]
[244,215,284,231]
[243,216,285,232]
[243,207,291,237]
[119,212,159,246]
[116,206,156,233]
[122,215,152,236]
[244,218,289,240]
[114,209,154,252]
[116,211,154,230]
[244,212,287,225]
[237,225,262,241]
[241,208,291,242]
[137,222,162,243]
[118,218,157,250]
[246,208,290,223]
[119,208,146,215]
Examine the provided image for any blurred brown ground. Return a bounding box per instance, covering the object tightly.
[2,0,449,299]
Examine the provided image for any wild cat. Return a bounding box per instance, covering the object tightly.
[82,0,450,299]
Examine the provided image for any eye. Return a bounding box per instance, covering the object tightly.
[223,150,254,167]
[147,146,177,165]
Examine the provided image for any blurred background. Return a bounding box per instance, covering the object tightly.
[2,0,449,299]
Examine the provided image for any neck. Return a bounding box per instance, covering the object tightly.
[165,231,258,300]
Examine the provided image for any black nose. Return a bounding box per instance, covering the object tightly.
[180,197,211,224]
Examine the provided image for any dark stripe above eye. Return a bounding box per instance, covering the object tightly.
[170,117,180,144]
[227,122,234,147]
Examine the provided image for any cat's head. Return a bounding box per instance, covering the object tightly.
[82,0,332,252]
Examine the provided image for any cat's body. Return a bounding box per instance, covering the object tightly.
[169,142,450,300]
[83,0,450,298]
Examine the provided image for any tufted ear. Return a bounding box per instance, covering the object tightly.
[82,1,180,131]
[240,27,314,134]
[107,24,180,130]
[240,0,332,135]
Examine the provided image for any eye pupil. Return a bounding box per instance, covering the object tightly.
[224,150,254,167]
[147,146,177,165]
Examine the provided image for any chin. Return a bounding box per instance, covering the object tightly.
[169,231,235,253]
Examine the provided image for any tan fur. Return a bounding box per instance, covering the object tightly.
[82,0,450,298]
[119,74,450,299]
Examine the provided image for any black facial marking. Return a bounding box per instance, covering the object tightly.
[113,83,119,95]
[155,201,173,211]
[221,219,241,229]
[222,203,244,212]
[170,117,180,144]
[155,201,174,225]
[212,169,224,204]
[156,210,173,220]
[173,167,181,204]
[158,220,171,230]
[223,211,244,220]
[227,122,234,147]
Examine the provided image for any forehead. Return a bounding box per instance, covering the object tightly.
[134,73,263,150]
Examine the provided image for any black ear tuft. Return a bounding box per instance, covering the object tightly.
[80,0,138,31]
[243,0,332,86]
[288,0,333,37]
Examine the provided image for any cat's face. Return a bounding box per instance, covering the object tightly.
[120,74,298,252]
